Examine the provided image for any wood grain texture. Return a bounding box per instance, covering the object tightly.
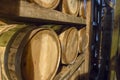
[79,1,86,19]
[0,47,8,80]
[84,0,92,80]
[79,62,85,80]
[33,0,60,9]
[78,27,89,53]
[68,67,80,80]
[54,54,85,80]
[0,24,60,80]
[59,27,79,64]
[0,24,29,80]
[0,0,86,25]
[62,0,79,16]
[21,28,61,80]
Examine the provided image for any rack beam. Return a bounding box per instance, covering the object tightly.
[0,0,86,25]
[54,54,85,80]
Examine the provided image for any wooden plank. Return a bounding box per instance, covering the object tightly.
[0,0,86,25]
[54,54,85,80]
[84,0,92,80]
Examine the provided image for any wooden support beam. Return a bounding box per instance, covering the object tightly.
[54,54,85,80]
[0,0,86,25]
[85,0,92,80]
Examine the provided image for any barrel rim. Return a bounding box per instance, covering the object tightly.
[3,24,32,80]
[65,28,79,64]
[20,28,61,80]
[33,0,60,9]
[60,27,78,64]
[4,26,61,80]
[4,25,37,80]
[64,27,78,64]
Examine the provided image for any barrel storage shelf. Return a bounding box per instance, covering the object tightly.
[0,0,86,25]
[0,0,92,80]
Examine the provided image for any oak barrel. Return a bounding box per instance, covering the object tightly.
[78,27,88,53]
[21,26,61,80]
[79,1,86,19]
[0,25,61,80]
[62,0,79,16]
[59,27,78,64]
[33,0,60,9]
[0,24,30,80]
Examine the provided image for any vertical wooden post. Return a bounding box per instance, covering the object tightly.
[85,0,92,80]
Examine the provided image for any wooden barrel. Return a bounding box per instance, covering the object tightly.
[62,0,79,16]
[79,0,86,19]
[0,24,30,80]
[0,25,61,80]
[21,26,61,80]
[33,0,60,9]
[78,27,88,53]
[59,27,78,64]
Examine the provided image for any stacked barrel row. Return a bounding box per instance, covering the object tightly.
[27,0,86,19]
[0,23,88,80]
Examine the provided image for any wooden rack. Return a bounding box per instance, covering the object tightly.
[0,0,86,25]
[0,0,92,80]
